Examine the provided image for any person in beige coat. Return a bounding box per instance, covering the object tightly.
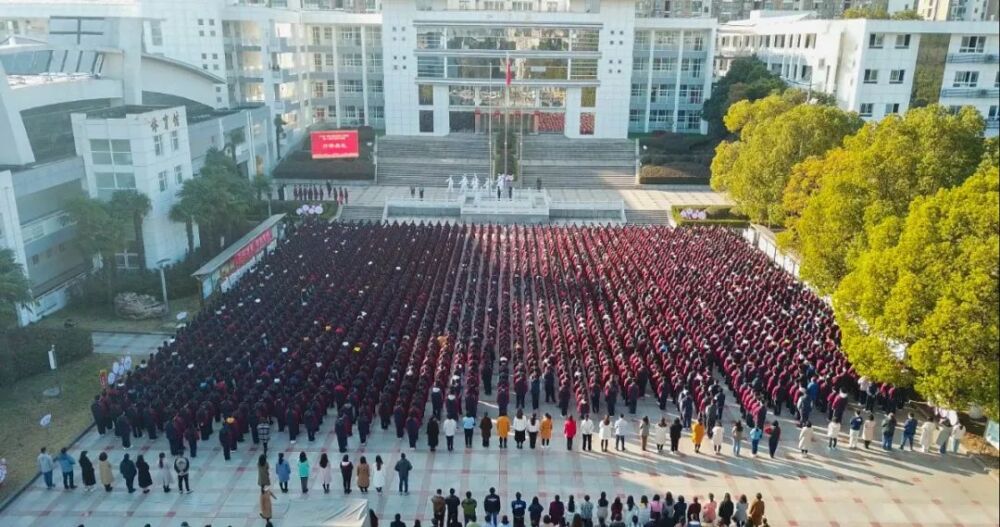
[98,452,114,492]
[260,486,277,521]
[357,456,371,493]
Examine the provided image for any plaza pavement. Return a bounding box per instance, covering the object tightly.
[1,386,996,527]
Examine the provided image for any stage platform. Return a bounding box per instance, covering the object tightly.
[381,189,625,224]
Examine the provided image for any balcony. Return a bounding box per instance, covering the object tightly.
[21,210,74,245]
[939,87,1000,98]
[987,118,999,131]
[947,53,1000,64]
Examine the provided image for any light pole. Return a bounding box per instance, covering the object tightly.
[157,258,171,315]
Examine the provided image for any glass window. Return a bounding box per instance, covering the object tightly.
[158,170,168,192]
[953,71,979,87]
[150,21,163,46]
[174,165,184,184]
[154,134,164,156]
[959,36,985,53]
[579,112,594,136]
[890,69,905,84]
[884,103,900,115]
[859,103,873,117]
[863,69,879,84]
[895,34,911,49]
[868,33,884,49]
[326,80,336,94]
[631,84,646,97]
[419,85,434,105]
[417,56,445,78]
[369,80,384,94]
[371,106,385,120]
[652,58,675,73]
[340,53,363,68]
[629,109,643,123]
[368,53,382,71]
[569,59,597,80]
[170,130,180,151]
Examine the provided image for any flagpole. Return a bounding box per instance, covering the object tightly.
[488,66,493,179]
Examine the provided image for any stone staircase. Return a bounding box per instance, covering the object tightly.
[338,205,384,223]
[377,135,491,187]
[521,136,636,189]
[625,209,674,225]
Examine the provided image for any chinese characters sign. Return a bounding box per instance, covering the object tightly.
[311,130,359,159]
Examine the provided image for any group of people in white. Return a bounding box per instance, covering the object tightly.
[447,174,515,198]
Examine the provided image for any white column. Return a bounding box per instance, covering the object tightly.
[644,31,655,133]
[361,26,371,126]
[672,30,685,133]
[332,26,343,128]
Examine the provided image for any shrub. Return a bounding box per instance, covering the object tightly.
[639,165,711,184]
[69,254,207,310]
[671,205,750,228]
[0,327,93,386]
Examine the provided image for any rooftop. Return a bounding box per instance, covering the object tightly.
[83,105,173,119]
[6,72,95,89]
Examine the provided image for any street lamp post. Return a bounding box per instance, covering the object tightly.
[157,258,171,315]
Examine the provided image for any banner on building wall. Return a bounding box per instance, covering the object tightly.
[311,130,359,159]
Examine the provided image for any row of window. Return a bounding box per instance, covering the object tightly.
[311,52,382,72]
[313,105,384,121]
[312,79,383,97]
[859,103,901,118]
[634,32,707,51]
[867,33,911,50]
[862,68,907,85]
[309,26,377,47]
[632,83,705,103]
[951,70,1000,88]
[629,109,702,128]
[719,32,817,50]
[633,57,704,77]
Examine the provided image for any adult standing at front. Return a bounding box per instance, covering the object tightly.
[748,494,765,527]
[428,416,441,452]
[767,421,781,459]
[881,413,897,451]
[257,454,270,492]
[56,448,76,490]
[260,486,277,523]
[669,418,682,454]
[373,455,387,494]
[395,453,413,495]
[638,417,650,451]
[613,415,628,452]
[480,413,494,448]
[464,414,477,448]
[443,415,457,451]
[357,456,371,493]
[298,452,311,494]
[136,454,153,494]
[540,414,553,449]
[563,416,577,451]
[497,414,511,449]
[653,418,668,453]
[446,488,462,526]
[340,454,354,494]
[512,491,528,527]
[432,489,448,527]
[98,452,113,492]
[37,447,55,490]
[78,451,95,492]
[579,414,595,452]
[174,452,191,494]
[158,452,174,493]
[862,413,877,449]
[848,411,864,449]
[936,420,953,455]
[513,410,529,449]
[119,453,137,493]
[485,487,502,527]
[528,414,541,449]
[798,422,814,456]
[275,453,290,493]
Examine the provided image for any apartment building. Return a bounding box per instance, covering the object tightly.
[917,0,999,21]
[716,11,999,134]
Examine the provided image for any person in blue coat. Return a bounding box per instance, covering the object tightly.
[275,453,291,493]
[57,448,77,489]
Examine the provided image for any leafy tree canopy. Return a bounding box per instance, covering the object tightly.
[0,248,32,330]
[703,57,786,137]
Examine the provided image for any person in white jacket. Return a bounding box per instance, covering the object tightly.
[512,411,529,449]
[711,424,725,454]
[443,417,458,452]
[951,423,966,454]
[598,416,613,452]
[653,418,669,453]
[798,422,814,456]
[827,420,841,449]
[920,420,937,453]
[613,415,629,452]
[579,415,595,452]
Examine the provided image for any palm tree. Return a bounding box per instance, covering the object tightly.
[0,248,33,330]
[109,190,152,269]
[65,196,127,305]
[174,148,255,252]
[169,199,198,256]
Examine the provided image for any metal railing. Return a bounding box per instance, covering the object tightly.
[947,53,999,64]
[939,87,1000,98]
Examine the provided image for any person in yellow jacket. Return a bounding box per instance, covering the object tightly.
[692,420,706,454]
[540,413,554,449]
[497,414,511,449]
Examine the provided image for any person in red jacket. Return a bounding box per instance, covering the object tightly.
[563,415,577,451]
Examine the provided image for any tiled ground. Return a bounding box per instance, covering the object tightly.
[2,390,996,527]
[92,332,169,357]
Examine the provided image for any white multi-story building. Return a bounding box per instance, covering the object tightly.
[917,0,999,21]
[2,0,718,143]
[0,26,274,324]
[716,12,999,135]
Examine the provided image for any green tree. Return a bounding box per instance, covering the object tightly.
[833,161,999,419]
[0,248,32,330]
[169,200,198,256]
[702,57,786,137]
[65,196,128,304]
[789,105,986,293]
[710,92,862,226]
[252,174,273,202]
[175,148,254,253]
[891,9,923,19]
[108,190,152,270]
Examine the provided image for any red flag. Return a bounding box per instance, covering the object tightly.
[505,57,512,86]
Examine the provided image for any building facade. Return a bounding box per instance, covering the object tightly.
[716,12,999,134]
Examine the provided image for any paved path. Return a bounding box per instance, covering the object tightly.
[272,183,731,211]
[1,390,996,527]
[92,332,167,357]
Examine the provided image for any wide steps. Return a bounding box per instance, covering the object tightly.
[378,135,491,187]
[625,209,674,225]
[339,205,384,223]
[521,136,636,189]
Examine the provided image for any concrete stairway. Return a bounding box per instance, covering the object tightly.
[377,135,491,187]
[521,136,636,189]
[625,209,673,225]
[338,205,384,223]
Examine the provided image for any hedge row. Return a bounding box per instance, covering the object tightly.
[639,164,711,183]
[0,327,93,386]
[671,205,750,228]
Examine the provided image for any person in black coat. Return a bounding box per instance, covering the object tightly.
[669,418,683,453]
[115,414,132,449]
[119,454,137,493]
[339,455,354,494]
[335,416,349,453]
[185,425,199,458]
[136,455,153,493]
[91,397,106,435]
[79,451,97,491]
[219,422,233,461]
[427,417,440,452]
